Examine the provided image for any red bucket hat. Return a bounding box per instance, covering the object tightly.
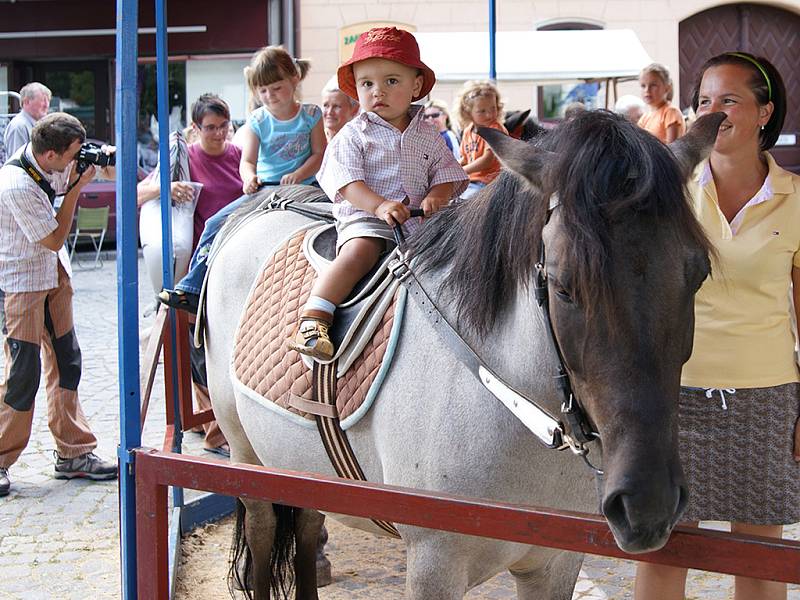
[337,27,436,102]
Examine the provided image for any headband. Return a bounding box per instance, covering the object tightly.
[726,52,772,101]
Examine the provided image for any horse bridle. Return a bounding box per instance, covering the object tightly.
[388,210,603,475]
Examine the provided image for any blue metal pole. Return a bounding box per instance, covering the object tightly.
[115,1,140,598]
[154,0,185,510]
[489,0,497,81]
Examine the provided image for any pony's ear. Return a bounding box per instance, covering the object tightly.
[668,112,726,180]
[477,126,552,191]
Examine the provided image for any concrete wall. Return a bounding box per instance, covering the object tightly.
[297,0,800,115]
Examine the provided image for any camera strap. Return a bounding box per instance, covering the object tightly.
[7,145,57,206]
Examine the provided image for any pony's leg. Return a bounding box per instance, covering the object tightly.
[292,508,324,599]
[240,498,277,600]
[405,539,469,599]
[509,551,584,600]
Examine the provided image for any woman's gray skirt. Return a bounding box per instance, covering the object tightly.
[679,383,800,525]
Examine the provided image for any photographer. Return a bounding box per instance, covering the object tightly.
[0,112,117,497]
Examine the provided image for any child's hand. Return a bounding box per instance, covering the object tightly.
[280,172,301,185]
[421,195,450,217]
[375,200,411,227]
[243,175,262,195]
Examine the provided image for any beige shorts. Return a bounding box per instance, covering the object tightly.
[335,216,396,252]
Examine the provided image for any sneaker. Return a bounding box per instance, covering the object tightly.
[157,289,199,314]
[287,312,334,361]
[54,451,118,481]
[0,467,9,497]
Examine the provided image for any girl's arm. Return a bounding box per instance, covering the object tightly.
[462,147,497,175]
[792,265,800,462]
[664,123,681,143]
[239,127,261,194]
[281,119,327,185]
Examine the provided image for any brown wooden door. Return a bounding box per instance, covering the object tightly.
[679,4,800,173]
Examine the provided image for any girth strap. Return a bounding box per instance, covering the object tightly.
[312,361,401,538]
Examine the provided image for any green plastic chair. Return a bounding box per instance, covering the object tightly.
[68,206,110,269]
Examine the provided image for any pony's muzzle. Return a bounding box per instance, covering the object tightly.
[601,481,688,554]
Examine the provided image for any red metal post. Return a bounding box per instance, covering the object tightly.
[135,450,170,599]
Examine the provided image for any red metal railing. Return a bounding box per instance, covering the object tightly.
[135,448,800,599]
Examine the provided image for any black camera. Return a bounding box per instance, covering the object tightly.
[75,142,115,174]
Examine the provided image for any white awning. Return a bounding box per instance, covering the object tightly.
[414,29,653,83]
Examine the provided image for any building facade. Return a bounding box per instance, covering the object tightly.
[299,0,800,171]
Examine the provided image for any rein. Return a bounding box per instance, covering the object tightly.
[389,212,603,475]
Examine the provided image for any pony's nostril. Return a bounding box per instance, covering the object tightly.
[673,485,688,524]
[603,491,627,527]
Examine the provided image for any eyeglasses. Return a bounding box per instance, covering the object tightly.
[198,121,230,134]
[423,112,442,120]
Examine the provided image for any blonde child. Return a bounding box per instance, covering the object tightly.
[456,81,507,200]
[159,45,326,313]
[287,27,468,360]
[637,63,686,143]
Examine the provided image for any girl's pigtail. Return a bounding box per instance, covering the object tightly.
[294,58,312,81]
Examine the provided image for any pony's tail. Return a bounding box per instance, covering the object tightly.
[269,504,297,598]
[227,500,297,600]
[229,499,253,599]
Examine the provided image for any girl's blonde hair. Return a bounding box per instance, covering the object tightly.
[639,62,674,102]
[244,45,311,95]
[455,80,504,130]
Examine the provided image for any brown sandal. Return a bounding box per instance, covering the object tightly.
[287,311,334,361]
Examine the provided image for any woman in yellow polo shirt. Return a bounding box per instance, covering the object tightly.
[636,53,799,600]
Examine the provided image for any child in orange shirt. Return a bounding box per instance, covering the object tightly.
[637,62,686,143]
[456,81,507,200]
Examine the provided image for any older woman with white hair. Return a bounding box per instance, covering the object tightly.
[321,75,359,141]
[614,94,646,124]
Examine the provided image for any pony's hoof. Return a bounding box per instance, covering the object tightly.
[316,555,332,587]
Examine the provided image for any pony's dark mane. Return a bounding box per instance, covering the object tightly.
[409,110,710,337]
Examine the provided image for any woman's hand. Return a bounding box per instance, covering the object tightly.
[171,181,195,204]
[375,200,411,226]
[794,417,800,462]
[280,172,300,185]
[243,175,261,195]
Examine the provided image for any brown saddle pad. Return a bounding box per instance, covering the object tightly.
[232,226,399,423]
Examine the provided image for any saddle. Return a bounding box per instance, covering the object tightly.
[231,219,405,429]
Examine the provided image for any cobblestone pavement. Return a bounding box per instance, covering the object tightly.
[0,253,798,599]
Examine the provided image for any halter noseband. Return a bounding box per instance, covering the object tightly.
[534,207,602,472]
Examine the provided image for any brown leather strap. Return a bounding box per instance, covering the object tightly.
[312,361,400,538]
[287,393,338,418]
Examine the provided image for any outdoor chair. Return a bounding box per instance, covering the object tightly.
[68,206,110,269]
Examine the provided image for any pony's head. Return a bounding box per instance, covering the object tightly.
[411,110,725,553]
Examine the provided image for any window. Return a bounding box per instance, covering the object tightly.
[536,21,603,121]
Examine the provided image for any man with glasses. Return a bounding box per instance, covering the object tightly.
[136,93,241,458]
[0,113,118,496]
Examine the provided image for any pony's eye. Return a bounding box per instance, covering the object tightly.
[554,288,573,304]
